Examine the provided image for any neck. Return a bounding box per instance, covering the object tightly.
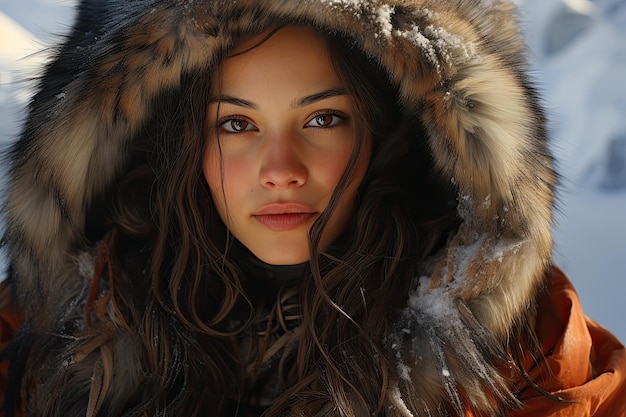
[230,240,310,289]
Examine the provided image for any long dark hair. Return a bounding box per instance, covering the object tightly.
[102,26,459,416]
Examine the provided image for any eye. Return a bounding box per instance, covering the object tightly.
[219,117,256,133]
[305,112,344,128]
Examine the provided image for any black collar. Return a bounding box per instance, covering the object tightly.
[229,240,310,291]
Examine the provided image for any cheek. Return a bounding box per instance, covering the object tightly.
[317,142,355,188]
[202,143,230,220]
[202,143,251,214]
[202,144,221,195]
[319,139,372,246]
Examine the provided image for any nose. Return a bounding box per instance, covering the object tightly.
[259,134,307,189]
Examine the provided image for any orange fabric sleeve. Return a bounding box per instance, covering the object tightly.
[512,268,626,417]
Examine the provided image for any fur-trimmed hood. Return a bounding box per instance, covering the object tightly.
[2,0,556,415]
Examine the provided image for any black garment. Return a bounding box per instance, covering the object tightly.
[229,241,305,414]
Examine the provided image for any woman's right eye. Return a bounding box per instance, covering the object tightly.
[219,118,257,133]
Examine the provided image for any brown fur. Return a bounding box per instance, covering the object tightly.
[2,0,556,415]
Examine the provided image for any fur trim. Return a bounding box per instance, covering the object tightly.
[2,0,556,415]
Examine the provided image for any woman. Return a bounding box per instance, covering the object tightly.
[0,1,624,416]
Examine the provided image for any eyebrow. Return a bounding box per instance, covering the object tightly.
[294,88,347,107]
[208,95,257,109]
[208,88,348,110]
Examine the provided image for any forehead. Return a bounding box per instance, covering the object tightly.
[229,25,328,59]
[214,26,342,96]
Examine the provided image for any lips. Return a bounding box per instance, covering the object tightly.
[252,203,317,231]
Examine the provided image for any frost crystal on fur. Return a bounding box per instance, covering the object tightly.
[395,22,474,73]
[388,274,519,416]
[76,250,96,280]
[375,4,394,38]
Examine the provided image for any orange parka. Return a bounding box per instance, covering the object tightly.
[511,269,626,416]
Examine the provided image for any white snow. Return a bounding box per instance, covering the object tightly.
[375,4,394,38]
[518,0,626,343]
[0,0,624,343]
[0,11,46,138]
[389,384,415,417]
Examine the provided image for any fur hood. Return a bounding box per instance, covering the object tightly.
[2,0,556,415]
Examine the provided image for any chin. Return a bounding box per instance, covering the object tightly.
[253,248,310,266]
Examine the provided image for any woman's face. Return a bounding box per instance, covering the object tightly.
[203,26,371,265]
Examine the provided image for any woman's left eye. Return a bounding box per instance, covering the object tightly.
[305,112,343,128]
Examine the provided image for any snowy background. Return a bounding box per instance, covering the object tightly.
[1,0,625,342]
